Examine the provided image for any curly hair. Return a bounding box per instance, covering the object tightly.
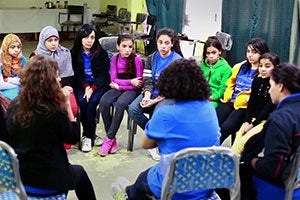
[13,55,66,128]
[157,58,210,101]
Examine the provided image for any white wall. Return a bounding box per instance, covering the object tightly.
[0,0,99,9]
[182,0,222,41]
[181,0,222,59]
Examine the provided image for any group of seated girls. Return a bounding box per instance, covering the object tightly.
[199,36,300,200]
[1,23,300,200]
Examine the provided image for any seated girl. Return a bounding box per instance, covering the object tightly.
[0,34,26,100]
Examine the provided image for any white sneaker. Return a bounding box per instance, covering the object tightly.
[111,181,128,200]
[94,135,103,146]
[147,147,160,161]
[81,136,92,152]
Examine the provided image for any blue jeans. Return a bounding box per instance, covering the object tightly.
[128,94,175,130]
[76,88,105,143]
[100,89,138,139]
[253,175,300,200]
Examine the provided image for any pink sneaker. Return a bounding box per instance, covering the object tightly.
[110,137,118,154]
[98,137,113,156]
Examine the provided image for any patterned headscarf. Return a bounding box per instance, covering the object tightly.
[1,34,23,78]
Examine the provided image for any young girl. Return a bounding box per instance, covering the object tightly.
[71,24,110,152]
[199,36,232,108]
[231,52,279,154]
[216,38,269,143]
[36,26,74,88]
[128,28,183,160]
[0,34,26,100]
[112,59,220,200]
[128,28,183,130]
[35,26,78,149]
[98,34,143,156]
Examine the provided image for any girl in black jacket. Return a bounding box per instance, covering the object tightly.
[71,24,110,152]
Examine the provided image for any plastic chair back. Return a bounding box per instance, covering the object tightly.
[161,146,241,200]
[0,140,27,200]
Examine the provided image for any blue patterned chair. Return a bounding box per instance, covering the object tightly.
[160,146,241,200]
[0,141,66,200]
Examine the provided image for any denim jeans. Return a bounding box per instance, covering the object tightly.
[128,94,175,130]
[99,89,138,139]
[76,88,105,143]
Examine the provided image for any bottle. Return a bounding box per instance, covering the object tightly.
[64,1,68,9]
[56,1,60,9]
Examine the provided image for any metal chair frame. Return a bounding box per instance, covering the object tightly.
[58,5,84,38]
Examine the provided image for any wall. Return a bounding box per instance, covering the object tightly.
[99,0,146,21]
[0,0,99,9]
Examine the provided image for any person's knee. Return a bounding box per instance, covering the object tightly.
[99,97,111,108]
[115,100,128,110]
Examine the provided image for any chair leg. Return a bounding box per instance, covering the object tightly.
[127,115,137,151]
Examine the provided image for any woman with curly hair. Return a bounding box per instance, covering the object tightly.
[6,55,96,199]
[112,58,221,200]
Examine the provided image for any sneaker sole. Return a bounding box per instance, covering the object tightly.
[116,176,131,193]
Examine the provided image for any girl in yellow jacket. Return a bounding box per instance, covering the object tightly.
[216,38,269,143]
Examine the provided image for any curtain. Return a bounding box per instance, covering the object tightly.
[222,0,297,67]
[145,0,184,33]
[289,0,300,66]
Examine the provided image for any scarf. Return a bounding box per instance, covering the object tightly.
[36,26,74,78]
[1,34,23,78]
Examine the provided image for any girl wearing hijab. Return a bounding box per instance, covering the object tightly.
[0,33,26,100]
[35,26,74,87]
[34,26,78,149]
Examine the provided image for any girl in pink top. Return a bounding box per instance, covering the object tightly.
[99,34,143,156]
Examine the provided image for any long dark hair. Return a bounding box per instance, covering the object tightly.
[116,34,136,78]
[243,38,269,75]
[156,28,183,57]
[71,24,104,64]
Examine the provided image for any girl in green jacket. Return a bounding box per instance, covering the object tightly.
[199,36,232,108]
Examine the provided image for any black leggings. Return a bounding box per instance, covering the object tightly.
[216,102,246,143]
[69,164,96,200]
